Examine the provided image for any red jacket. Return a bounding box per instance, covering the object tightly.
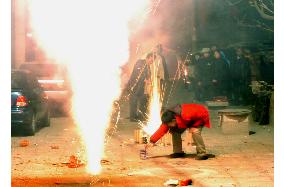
[150,104,211,143]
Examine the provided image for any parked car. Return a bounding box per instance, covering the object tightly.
[19,63,72,116]
[11,70,50,135]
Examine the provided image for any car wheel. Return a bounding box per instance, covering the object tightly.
[26,114,36,136]
[42,110,51,127]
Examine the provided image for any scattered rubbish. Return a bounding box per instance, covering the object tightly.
[19,139,29,147]
[164,178,193,186]
[164,179,179,186]
[249,131,256,135]
[50,145,59,149]
[100,159,111,165]
[52,163,65,167]
[179,178,192,186]
[67,155,84,168]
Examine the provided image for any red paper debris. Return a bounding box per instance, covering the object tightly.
[179,178,192,186]
[67,155,84,168]
[50,145,59,149]
[19,140,29,147]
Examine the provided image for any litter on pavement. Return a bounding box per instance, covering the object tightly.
[19,139,29,147]
[67,155,85,168]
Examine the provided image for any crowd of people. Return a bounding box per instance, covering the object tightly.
[185,45,273,107]
[123,43,274,125]
[186,46,250,105]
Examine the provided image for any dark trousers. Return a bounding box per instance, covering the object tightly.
[129,94,149,121]
[252,93,271,125]
[212,81,226,97]
[195,81,213,101]
[170,126,206,156]
[230,80,251,105]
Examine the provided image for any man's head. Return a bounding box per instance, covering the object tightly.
[161,110,177,127]
[214,51,221,59]
[235,47,243,56]
[211,45,217,52]
[201,48,210,58]
[146,52,154,64]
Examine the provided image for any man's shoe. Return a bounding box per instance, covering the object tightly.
[170,152,186,158]
[195,155,208,160]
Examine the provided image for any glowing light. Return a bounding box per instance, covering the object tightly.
[38,80,64,83]
[143,60,163,135]
[27,0,150,174]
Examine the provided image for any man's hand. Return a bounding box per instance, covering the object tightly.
[145,142,155,150]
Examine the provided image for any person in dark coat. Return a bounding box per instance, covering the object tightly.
[126,53,154,121]
[195,48,214,101]
[145,103,211,160]
[212,50,230,97]
[229,47,251,105]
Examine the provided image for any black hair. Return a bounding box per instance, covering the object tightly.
[161,110,176,124]
[146,52,153,59]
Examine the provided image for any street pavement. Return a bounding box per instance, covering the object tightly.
[11,83,274,187]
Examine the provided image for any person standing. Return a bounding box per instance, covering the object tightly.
[212,50,230,97]
[195,48,214,102]
[126,53,154,121]
[152,44,169,103]
[229,47,251,105]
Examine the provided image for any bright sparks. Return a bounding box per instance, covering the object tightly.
[28,0,150,174]
[143,60,163,135]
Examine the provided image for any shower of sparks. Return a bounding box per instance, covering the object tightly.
[27,0,151,174]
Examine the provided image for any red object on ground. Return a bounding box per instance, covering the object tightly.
[67,155,84,168]
[19,140,29,147]
[179,178,192,186]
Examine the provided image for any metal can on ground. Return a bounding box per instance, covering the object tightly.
[139,149,147,160]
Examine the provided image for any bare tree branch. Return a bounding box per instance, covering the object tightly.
[251,0,274,20]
